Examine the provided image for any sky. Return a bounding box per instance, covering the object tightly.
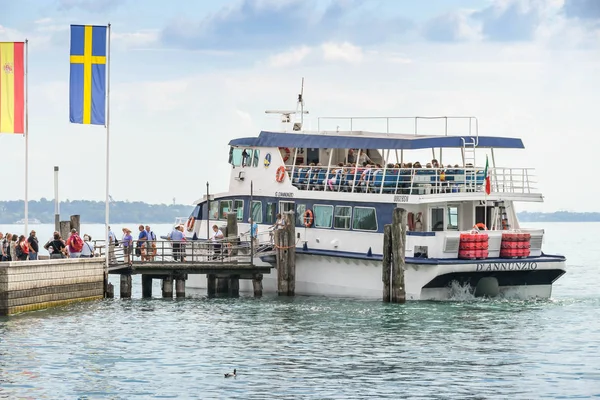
[0,0,599,212]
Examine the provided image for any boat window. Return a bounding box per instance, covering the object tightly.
[431,207,444,231]
[334,206,352,230]
[234,199,244,221]
[209,201,219,220]
[447,205,459,230]
[242,149,252,167]
[353,207,377,231]
[251,201,263,223]
[314,205,333,228]
[296,204,306,226]
[229,148,244,167]
[191,204,201,219]
[253,149,260,167]
[266,202,277,225]
[279,201,295,215]
[219,200,233,220]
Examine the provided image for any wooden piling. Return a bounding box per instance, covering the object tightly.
[59,221,71,240]
[382,224,392,302]
[228,275,240,297]
[275,229,289,295]
[391,208,407,303]
[69,215,81,233]
[252,274,263,297]
[162,276,173,298]
[216,277,229,294]
[105,283,114,299]
[226,212,238,256]
[120,274,132,299]
[142,275,153,298]
[207,274,216,297]
[175,277,186,298]
[285,211,296,296]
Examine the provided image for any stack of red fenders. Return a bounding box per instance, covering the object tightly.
[458,231,489,259]
[500,232,531,258]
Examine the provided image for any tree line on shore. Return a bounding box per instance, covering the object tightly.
[0,199,194,224]
[0,200,595,224]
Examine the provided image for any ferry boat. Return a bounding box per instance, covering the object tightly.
[183,99,566,300]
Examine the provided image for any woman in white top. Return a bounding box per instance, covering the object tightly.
[80,234,95,258]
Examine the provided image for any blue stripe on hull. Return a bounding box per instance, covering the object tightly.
[292,247,566,264]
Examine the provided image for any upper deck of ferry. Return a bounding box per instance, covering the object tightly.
[228,116,541,203]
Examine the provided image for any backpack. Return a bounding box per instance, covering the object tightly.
[71,234,84,252]
[15,243,24,258]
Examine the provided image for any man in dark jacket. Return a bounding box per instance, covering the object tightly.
[27,230,39,260]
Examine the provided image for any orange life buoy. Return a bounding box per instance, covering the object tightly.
[280,147,291,162]
[186,216,195,232]
[303,209,314,227]
[275,166,286,183]
[474,223,487,231]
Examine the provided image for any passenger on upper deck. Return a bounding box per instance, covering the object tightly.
[347,149,356,164]
[358,150,372,164]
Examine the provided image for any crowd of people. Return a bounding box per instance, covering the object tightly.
[0,229,95,261]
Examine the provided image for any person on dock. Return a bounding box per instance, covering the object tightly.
[168,225,185,262]
[248,218,258,248]
[210,224,224,260]
[27,230,39,261]
[66,229,84,258]
[122,228,133,266]
[108,226,117,264]
[137,225,148,261]
[10,235,17,261]
[1,233,10,261]
[145,225,157,261]
[80,235,95,258]
[16,235,29,261]
[46,232,67,259]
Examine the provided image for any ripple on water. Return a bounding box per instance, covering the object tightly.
[0,288,599,399]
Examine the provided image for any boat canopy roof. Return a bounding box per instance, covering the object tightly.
[229,131,525,150]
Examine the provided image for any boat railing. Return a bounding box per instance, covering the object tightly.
[316,116,479,136]
[286,166,537,195]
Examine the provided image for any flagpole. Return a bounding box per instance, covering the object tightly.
[105,24,111,273]
[24,39,29,236]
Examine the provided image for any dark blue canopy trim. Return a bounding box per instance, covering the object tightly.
[229,131,525,150]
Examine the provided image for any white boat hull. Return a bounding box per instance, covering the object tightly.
[186,253,566,301]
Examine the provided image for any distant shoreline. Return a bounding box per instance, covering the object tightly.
[0,200,597,223]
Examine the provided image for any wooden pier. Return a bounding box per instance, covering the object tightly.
[98,213,276,299]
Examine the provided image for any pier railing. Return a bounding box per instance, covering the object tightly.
[94,238,275,268]
[288,166,536,195]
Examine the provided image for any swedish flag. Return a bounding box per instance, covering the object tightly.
[69,25,107,125]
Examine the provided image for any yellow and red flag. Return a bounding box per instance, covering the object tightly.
[0,42,25,134]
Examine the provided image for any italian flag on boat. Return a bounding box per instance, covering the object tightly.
[484,155,491,195]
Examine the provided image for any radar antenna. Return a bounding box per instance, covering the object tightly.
[265,77,309,132]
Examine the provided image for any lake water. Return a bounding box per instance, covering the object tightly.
[0,222,599,399]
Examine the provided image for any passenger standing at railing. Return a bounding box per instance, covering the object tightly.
[347,149,356,164]
[122,228,133,266]
[248,218,258,248]
[210,224,224,260]
[80,235,95,258]
[168,226,185,262]
[108,226,117,264]
[358,150,372,164]
[145,225,157,261]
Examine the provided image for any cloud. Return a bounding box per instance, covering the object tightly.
[267,46,312,68]
[160,0,412,50]
[56,0,126,12]
[422,12,482,43]
[562,0,600,19]
[321,42,363,63]
[473,1,541,41]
